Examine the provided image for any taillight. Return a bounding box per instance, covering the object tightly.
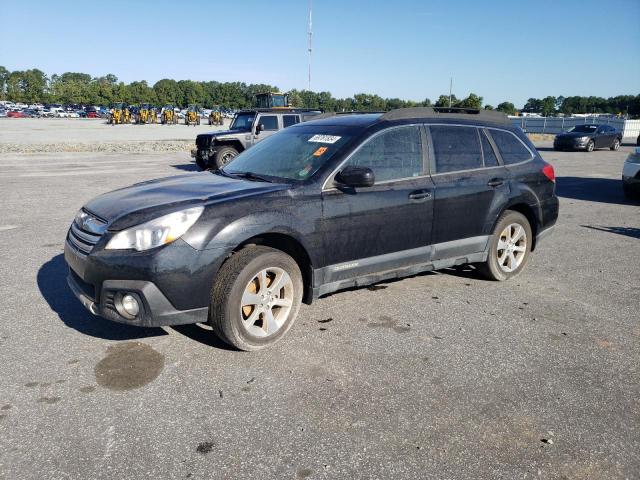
[542,164,555,182]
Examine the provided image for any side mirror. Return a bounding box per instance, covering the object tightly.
[335,166,375,188]
[255,123,264,135]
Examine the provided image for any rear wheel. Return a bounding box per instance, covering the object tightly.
[214,146,239,169]
[586,140,595,152]
[477,211,532,281]
[210,246,303,351]
[610,138,620,151]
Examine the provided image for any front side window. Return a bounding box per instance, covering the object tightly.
[283,115,299,128]
[489,129,532,165]
[570,125,597,133]
[230,113,256,131]
[343,126,423,182]
[258,115,278,131]
[431,126,482,173]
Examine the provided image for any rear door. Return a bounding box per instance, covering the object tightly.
[283,114,300,128]
[428,125,510,259]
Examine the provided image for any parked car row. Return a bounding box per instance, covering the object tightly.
[0,101,239,120]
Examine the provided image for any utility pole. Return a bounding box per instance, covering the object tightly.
[448,77,453,108]
[308,0,313,91]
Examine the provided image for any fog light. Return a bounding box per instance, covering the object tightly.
[121,294,140,317]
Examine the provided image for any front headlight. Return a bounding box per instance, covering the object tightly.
[106,206,203,251]
[577,136,589,143]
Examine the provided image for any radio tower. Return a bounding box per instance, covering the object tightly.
[307,0,313,91]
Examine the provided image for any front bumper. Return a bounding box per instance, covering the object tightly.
[64,236,223,327]
[554,138,589,150]
[67,269,208,327]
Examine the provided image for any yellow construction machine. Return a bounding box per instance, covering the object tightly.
[161,105,178,125]
[185,104,201,126]
[109,103,127,125]
[255,92,289,109]
[208,107,224,126]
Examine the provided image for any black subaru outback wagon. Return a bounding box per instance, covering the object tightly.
[65,108,558,350]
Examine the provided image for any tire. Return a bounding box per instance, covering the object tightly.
[210,246,303,351]
[195,156,207,171]
[610,138,620,151]
[477,210,533,281]
[586,140,595,152]
[213,146,239,169]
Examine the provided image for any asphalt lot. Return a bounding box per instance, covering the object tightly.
[0,128,638,479]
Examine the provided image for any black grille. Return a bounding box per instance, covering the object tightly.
[67,211,107,255]
[196,135,212,149]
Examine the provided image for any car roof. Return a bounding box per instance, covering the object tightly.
[301,108,512,129]
[299,113,383,128]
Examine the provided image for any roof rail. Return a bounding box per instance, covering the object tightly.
[381,106,510,125]
[306,110,385,120]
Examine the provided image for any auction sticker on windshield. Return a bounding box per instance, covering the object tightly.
[308,134,341,144]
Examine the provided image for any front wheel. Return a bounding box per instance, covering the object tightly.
[610,138,620,151]
[586,140,595,152]
[477,211,532,281]
[213,146,239,169]
[210,246,303,351]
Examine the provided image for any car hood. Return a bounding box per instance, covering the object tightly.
[557,131,594,139]
[83,172,288,230]
[203,128,249,138]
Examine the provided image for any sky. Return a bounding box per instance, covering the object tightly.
[1,0,639,107]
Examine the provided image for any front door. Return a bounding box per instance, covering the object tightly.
[252,114,280,146]
[320,125,434,283]
[428,125,510,259]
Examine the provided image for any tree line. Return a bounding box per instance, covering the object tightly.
[1,66,638,117]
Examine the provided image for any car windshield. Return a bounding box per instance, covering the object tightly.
[230,113,256,131]
[570,125,597,133]
[222,127,353,181]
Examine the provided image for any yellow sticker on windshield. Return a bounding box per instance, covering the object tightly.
[313,146,328,156]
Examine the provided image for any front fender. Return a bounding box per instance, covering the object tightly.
[183,209,320,265]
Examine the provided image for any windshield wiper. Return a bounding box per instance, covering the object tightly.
[226,171,273,183]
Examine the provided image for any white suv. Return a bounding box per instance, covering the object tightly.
[623,147,640,200]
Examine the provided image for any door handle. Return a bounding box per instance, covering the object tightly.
[487,178,505,188]
[408,190,432,202]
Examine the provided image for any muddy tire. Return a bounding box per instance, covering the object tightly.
[214,146,239,169]
[477,210,533,281]
[210,246,303,351]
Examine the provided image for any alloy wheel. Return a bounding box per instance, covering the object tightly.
[496,223,527,273]
[240,267,294,337]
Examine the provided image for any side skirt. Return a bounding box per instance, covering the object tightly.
[312,237,489,299]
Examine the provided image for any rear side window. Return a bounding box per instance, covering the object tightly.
[345,126,423,182]
[283,115,299,128]
[259,115,278,131]
[490,130,532,165]
[480,130,499,167]
[430,126,482,173]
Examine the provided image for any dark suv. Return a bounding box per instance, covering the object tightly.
[65,107,558,350]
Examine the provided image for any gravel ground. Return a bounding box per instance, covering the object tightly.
[0,123,638,479]
[0,118,230,153]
